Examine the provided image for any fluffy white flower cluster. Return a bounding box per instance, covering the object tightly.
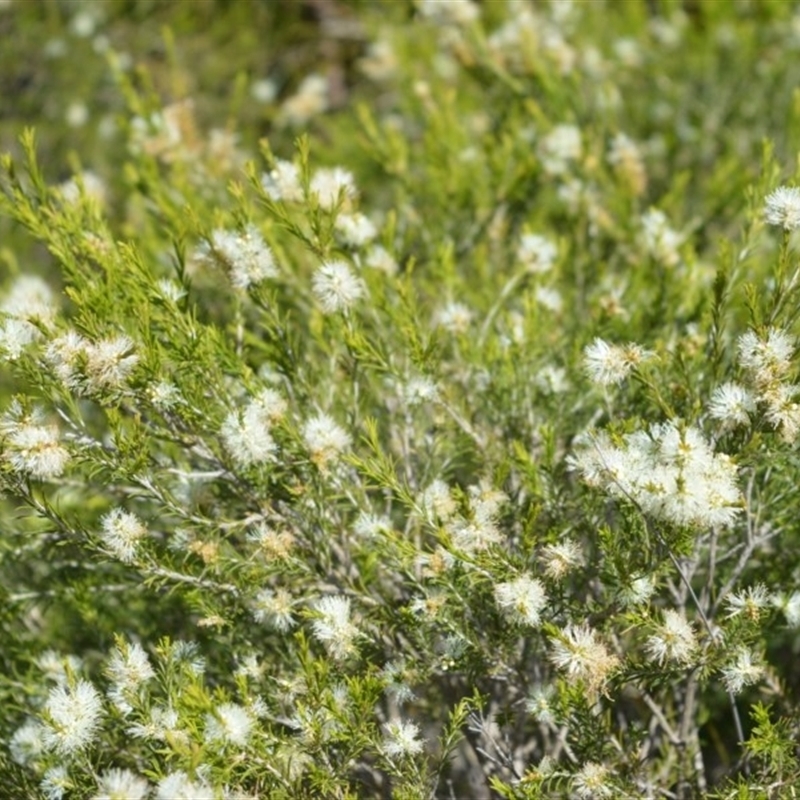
[207,224,278,289]
[221,388,287,467]
[764,185,800,230]
[731,327,800,441]
[45,331,139,394]
[99,508,148,564]
[312,260,365,313]
[311,595,359,660]
[494,574,548,626]
[640,208,683,266]
[570,421,742,529]
[0,275,58,359]
[583,337,653,385]
[0,402,70,480]
[548,623,619,693]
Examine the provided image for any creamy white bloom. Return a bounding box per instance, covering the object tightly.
[310,166,357,209]
[764,186,800,230]
[540,539,583,580]
[404,376,439,406]
[156,771,214,800]
[645,610,697,665]
[708,382,755,427]
[494,575,547,626]
[539,124,582,175]
[84,335,139,392]
[99,508,147,564]
[724,584,770,620]
[10,718,45,765]
[365,244,398,275]
[312,260,365,313]
[280,73,328,128]
[221,388,285,466]
[549,624,619,691]
[302,412,351,467]
[335,212,377,247]
[105,640,155,713]
[435,301,473,334]
[92,769,150,800]
[572,762,613,799]
[252,588,295,631]
[738,327,794,383]
[41,766,72,800]
[419,479,457,520]
[42,679,104,754]
[534,286,563,313]
[209,225,277,289]
[126,705,181,742]
[525,685,556,724]
[641,208,683,266]
[261,159,303,202]
[417,0,479,24]
[312,596,359,660]
[583,337,652,385]
[382,720,424,757]
[570,422,742,529]
[45,330,88,387]
[205,702,253,748]
[778,591,800,627]
[1,402,70,480]
[721,648,764,694]
[618,574,656,607]
[516,233,557,273]
[353,511,392,540]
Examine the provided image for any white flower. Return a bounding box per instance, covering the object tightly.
[435,301,473,334]
[721,648,764,694]
[583,337,652,385]
[549,624,619,691]
[42,679,104,755]
[311,596,359,660]
[302,412,351,467]
[92,769,150,800]
[10,718,45,766]
[645,610,697,665]
[252,588,296,631]
[738,327,794,383]
[708,382,755,428]
[335,212,377,247]
[572,762,613,799]
[221,389,286,467]
[419,479,457,520]
[641,208,683,266]
[156,771,214,800]
[36,650,82,684]
[280,74,328,127]
[539,124,582,175]
[764,186,800,230]
[724,584,771,621]
[84,335,139,392]
[517,233,557,273]
[312,260,365,313]
[209,225,277,289]
[41,766,72,800]
[353,512,392,540]
[205,702,253,748]
[525,685,556,724]
[99,508,147,564]
[450,518,502,553]
[45,330,88,387]
[365,244,398,275]
[416,0,479,24]
[571,422,742,528]
[540,539,583,579]
[382,720,424,757]
[310,167,357,209]
[261,159,303,202]
[1,407,70,480]
[534,286,563,313]
[779,591,800,627]
[618,574,655,607]
[105,640,155,713]
[494,575,547,626]
[404,376,439,406]
[126,705,181,742]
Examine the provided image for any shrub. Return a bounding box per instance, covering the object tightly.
[3,1,800,797]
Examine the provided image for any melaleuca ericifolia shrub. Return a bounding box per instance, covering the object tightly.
[5,1,800,797]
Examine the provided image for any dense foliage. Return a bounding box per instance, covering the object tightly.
[3,1,800,797]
